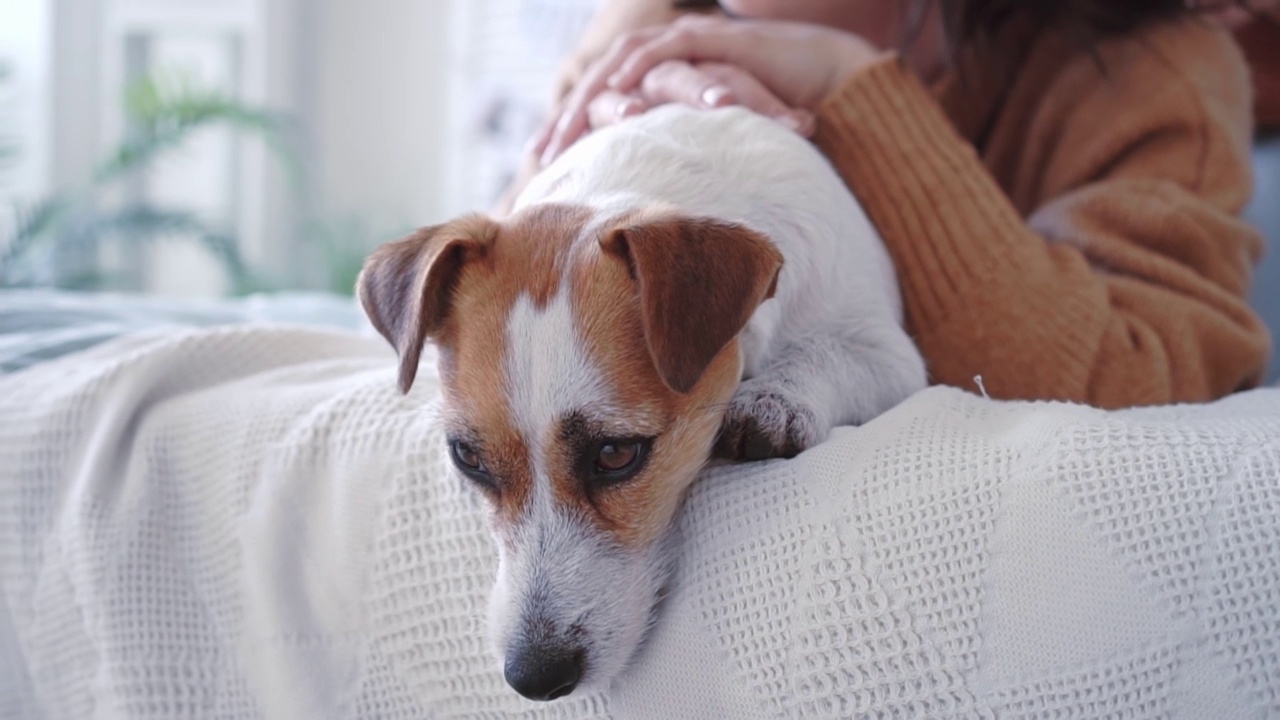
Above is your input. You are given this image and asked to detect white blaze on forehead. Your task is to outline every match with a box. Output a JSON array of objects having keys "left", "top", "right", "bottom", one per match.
[
  {"left": 504, "top": 289, "right": 611, "bottom": 463},
  {"left": 492, "top": 289, "right": 678, "bottom": 692}
]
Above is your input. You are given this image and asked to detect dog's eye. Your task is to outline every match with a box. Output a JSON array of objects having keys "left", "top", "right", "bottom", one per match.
[
  {"left": 589, "top": 438, "right": 651, "bottom": 485},
  {"left": 449, "top": 440, "right": 496, "bottom": 492},
  {"left": 452, "top": 440, "right": 483, "bottom": 470},
  {"left": 597, "top": 442, "right": 640, "bottom": 472}
]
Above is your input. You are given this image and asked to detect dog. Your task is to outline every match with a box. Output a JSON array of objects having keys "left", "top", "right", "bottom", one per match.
[{"left": 357, "top": 104, "right": 927, "bottom": 701}]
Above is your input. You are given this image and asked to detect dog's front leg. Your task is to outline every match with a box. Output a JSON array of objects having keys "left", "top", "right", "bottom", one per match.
[{"left": 714, "top": 327, "right": 926, "bottom": 460}]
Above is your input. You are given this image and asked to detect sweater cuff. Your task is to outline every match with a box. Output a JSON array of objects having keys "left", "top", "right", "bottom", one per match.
[{"left": 814, "top": 58, "right": 1039, "bottom": 332}]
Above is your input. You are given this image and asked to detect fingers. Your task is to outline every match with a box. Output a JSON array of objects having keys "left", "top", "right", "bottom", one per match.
[
  {"left": 527, "top": 111, "right": 559, "bottom": 161},
  {"left": 530, "top": 57, "right": 588, "bottom": 159},
  {"left": 639, "top": 60, "right": 737, "bottom": 110},
  {"left": 539, "top": 26, "right": 665, "bottom": 165},
  {"left": 606, "top": 17, "right": 747, "bottom": 93},
  {"left": 535, "top": 15, "right": 818, "bottom": 166},
  {"left": 586, "top": 90, "right": 648, "bottom": 132},
  {"left": 531, "top": 58, "right": 814, "bottom": 170},
  {"left": 697, "top": 63, "right": 814, "bottom": 136},
  {"left": 584, "top": 60, "right": 813, "bottom": 139}
]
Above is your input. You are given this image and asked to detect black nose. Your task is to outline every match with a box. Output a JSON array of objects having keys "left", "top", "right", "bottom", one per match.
[{"left": 504, "top": 644, "right": 584, "bottom": 701}]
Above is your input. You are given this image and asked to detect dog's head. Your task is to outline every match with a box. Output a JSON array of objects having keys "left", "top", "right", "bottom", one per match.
[{"left": 357, "top": 204, "right": 781, "bottom": 700}]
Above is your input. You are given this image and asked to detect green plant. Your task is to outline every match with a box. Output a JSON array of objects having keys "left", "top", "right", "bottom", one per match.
[
  {"left": 1, "top": 72, "right": 296, "bottom": 293},
  {"left": 98, "top": 73, "right": 300, "bottom": 185},
  {"left": 0, "top": 58, "right": 17, "bottom": 174}
]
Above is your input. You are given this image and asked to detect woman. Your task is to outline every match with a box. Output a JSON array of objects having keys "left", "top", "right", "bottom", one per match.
[{"left": 513, "top": 0, "right": 1273, "bottom": 409}]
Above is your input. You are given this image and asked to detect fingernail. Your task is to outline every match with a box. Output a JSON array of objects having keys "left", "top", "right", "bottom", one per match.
[
  {"left": 780, "top": 112, "right": 815, "bottom": 134},
  {"left": 701, "top": 86, "right": 731, "bottom": 107},
  {"left": 540, "top": 146, "right": 556, "bottom": 168},
  {"left": 617, "top": 99, "right": 642, "bottom": 118},
  {"left": 521, "top": 136, "right": 538, "bottom": 157}
]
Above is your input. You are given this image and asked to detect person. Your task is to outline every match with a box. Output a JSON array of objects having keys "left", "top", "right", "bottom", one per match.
[{"left": 503, "top": 0, "right": 1276, "bottom": 409}]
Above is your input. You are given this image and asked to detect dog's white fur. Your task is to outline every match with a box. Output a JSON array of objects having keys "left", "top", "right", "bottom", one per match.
[
  {"left": 488, "top": 105, "right": 927, "bottom": 694},
  {"left": 487, "top": 290, "right": 677, "bottom": 688}
]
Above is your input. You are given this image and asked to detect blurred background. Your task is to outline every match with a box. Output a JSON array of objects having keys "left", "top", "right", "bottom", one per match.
[
  {"left": 0, "top": 0, "right": 594, "bottom": 297},
  {"left": 1, "top": 0, "right": 1277, "bottom": 320}
]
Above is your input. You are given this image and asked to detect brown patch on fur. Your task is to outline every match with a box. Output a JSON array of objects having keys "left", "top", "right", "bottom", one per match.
[
  {"left": 441, "top": 204, "right": 596, "bottom": 526},
  {"left": 360, "top": 204, "right": 778, "bottom": 547},
  {"left": 360, "top": 204, "right": 595, "bottom": 527},
  {"left": 584, "top": 349, "right": 741, "bottom": 548},
  {"left": 357, "top": 215, "right": 498, "bottom": 393},
  {"left": 537, "top": 212, "right": 779, "bottom": 548},
  {"left": 445, "top": 409, "right": 534, "bottom": 542},
  {"left": 541, "top": 243, "right": 683, "bottom": 543},
  {"left": 598, "top": 214, "right": 782, "bottom": 394}
]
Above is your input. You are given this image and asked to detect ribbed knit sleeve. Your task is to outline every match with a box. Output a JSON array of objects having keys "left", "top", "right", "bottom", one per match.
[{"left": 813, "top": 26, "right": 1271, "bottom": 408}]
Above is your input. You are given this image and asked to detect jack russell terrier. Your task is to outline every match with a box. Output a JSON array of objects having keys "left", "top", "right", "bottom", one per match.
[{"left": 357, "top": 104, "right": 926, "bottom": 701}]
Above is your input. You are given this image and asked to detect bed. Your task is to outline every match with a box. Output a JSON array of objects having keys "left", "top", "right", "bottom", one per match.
[{"left": 1, "top": 289, "right": 1278, "bottom": 719}]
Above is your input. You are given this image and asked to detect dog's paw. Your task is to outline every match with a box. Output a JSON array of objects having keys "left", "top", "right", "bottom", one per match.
[{"left": 714, "top": 380, "right": 823, "bottom": 461}]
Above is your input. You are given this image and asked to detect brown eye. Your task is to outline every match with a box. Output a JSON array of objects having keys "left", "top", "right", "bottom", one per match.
[
  {"left": 583, "top": 437, "right": 653, "bottom": 488},
  {"left": 450, "top": 439, "right": 488, "bottom": 474},
  {"left": 450, "top": 439, "right": 498, "bottom": 492},
  {"left": 596, "top": 442, "right": 641, "bottom": 473},
  {"left": 453, "top": 441, "right": 482, "bottom": 470}
]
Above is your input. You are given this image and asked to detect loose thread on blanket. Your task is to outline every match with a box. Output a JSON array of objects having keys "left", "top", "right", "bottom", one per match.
[{"left": 974, "top": 375, "right": 990, "bottom": 399}]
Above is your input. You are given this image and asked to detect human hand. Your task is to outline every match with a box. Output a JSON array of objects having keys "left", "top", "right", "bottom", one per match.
[
  {"left": 581, "top": 60, "right": 816, "bottom": 139},
  {"left": 534, "top": 14, "right": 886, "bottom": 166},
  {"left": 495, "top": 0, "right": 703, "bottom": 209},
  {"left": 551, "top": 0, "right": 694, "bottom": 104}
]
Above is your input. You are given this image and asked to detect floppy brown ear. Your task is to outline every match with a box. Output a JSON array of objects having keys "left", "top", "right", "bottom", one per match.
[
  {"left": 600, "top": 217, "right": 783, "bottom": 394},
  {"left": 356, "top": 215, "right": 495, "bottom": 393}
]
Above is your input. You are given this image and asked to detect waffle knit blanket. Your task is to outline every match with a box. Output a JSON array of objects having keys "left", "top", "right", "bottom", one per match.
[{"left": 2, "top": 325, "right": 1279, "bottom": 719}]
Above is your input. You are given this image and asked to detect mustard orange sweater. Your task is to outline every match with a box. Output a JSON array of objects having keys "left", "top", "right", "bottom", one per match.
[{"left": 814, "top": 19, "right": 1271, "bottom": 408}]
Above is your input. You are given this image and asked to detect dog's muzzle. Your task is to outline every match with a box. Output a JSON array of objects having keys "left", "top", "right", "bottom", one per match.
[{"left": 503, "top": 639, "right": 586, "bottom": 701}]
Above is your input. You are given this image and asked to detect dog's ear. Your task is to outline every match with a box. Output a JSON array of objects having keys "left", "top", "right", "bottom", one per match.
[
  {"left": 357, "top": 215, "right": 496, "bottom": 393},
  {"left": 600, "top": 216, "right": 783, "bottom": 394}
]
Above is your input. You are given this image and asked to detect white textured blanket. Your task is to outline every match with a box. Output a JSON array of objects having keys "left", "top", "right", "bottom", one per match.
[{"left": 2, "top": 326, "right": 1279, "bottom": 719}]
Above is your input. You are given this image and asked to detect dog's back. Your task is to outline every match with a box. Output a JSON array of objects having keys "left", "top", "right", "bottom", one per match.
[{"left": 515, "top": 104, "right": 906, "bottom": 378}]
